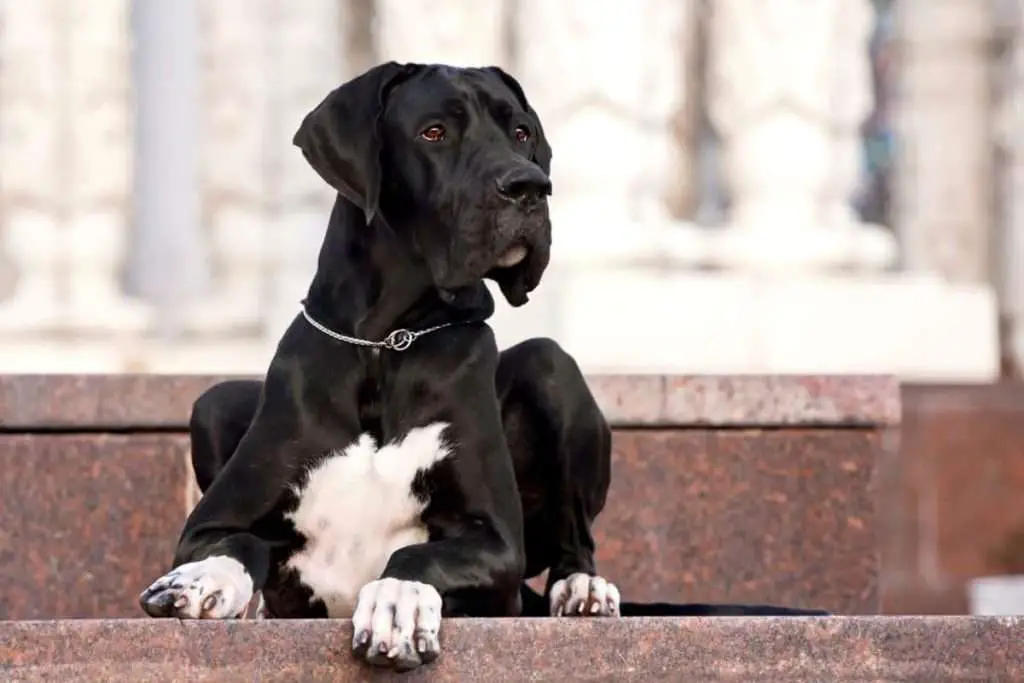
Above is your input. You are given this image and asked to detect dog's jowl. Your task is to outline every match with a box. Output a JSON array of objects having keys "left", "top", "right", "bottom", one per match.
[{"left": 140, "top": 61, "right": 623, "bottom": 673}]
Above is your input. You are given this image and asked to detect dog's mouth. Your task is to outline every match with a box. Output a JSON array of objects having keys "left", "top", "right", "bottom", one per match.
[{"left": 495, "top": 243, "right": 529, "bottom": 269}]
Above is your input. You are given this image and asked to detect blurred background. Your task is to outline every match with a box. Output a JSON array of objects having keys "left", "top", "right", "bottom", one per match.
[
  {"left": 0, "top": 0, "right": 1018, "bottom": 381},
  {"left": 0, "top": 0, "right": 1020, "bottom": 619}
]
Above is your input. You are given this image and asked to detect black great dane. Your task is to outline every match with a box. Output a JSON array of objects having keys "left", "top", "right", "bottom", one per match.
[{"left": 140, "top": 62, "right": 825, "bottom": 673}]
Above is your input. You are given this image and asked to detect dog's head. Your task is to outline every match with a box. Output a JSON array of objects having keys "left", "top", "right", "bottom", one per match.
[{"left": 293, "top": 62, "right": 553, "bottom": 307}]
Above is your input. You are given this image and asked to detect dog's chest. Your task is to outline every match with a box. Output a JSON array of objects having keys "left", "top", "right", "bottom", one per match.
[{"left": 283, "top": 424, "right": 450, "bottom": 618}]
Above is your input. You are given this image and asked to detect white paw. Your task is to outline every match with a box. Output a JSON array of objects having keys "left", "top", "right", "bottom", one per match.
[
  {"left": 351, "top": 578, "right": 443, "bottom": 671},
  {"left": 139, "top": 556, "right": 254, "bottom": 619},
  {"left": 550, "top": 573, "right": 621, "bottom": 617}
]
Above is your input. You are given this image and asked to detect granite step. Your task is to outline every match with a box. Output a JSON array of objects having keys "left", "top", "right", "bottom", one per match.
[
  {"left": 0, "top": 374, "right": 896, "bottom": 619},
  {"left": 1, "top": 616, "right": 1020, "bottom": 682}
]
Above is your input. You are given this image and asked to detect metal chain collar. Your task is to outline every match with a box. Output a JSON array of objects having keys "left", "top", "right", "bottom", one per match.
[{"left": 300, "top": 303, "right": 459, "bottom": 352}]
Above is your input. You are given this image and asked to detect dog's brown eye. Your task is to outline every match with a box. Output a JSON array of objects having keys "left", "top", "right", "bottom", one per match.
[
  {"left": 514, "top": 126, "right": 530, "bottom": 143},
  {"left": 420, "top": 125, "right": 446, "bottom": 142}
]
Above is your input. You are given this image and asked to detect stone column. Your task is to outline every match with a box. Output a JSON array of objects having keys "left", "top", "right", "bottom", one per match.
[
  {"left": 261, "top": 0, "right": 344, "bottom": 339},
  {"left": 0, "top": 0, "right": 149, "bottom": 334},
  {"left": 497, "top": 0, "right": 703, "bottom": 357},
  {"left": 181, "top": 0, "right": 273, "bottom": 334},
  {"left": 66, "top": 0, "right": 152, "bottom": 333},
  {"left": 375, "top": 0, "right": 507, "bottom": 65},
  {"left": 512, "top": 0, "right": 704, "bottom": 267},
  {"left": 893, "top": 0, "right": 994, "bottom": 282},
  {"left": 706, "top": 0, "right": 897, "bottom": 271},
  {"left": 129, "top": 0, "right": 206, "bottom": 337},
  {"left": 0, "top": 0, "right": 64, "bottom": 332},
  {"left": 997, "top": 1, "right": 1024, "bottom": 372}
]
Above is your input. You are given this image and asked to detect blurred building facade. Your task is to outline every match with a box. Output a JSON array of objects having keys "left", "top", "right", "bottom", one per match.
[{"left": 0, "top": 0, "right": 1017, "bottom": 381}]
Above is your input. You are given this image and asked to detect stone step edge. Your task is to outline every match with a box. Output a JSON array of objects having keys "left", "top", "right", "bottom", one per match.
[{"left": 1, "top": 616, "right": 1021, "bottom": 682}]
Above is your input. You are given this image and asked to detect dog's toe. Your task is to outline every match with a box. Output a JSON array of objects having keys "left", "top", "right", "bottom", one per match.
[
  {"left": 139, "top": 556, "right": 254, "bottom": 619},
  {"left": 138, "top": 583, "right": 181, "bottom": 618},
  {"left": 352, "top": 577, "right": 442, "bottom": 671},
  {"left": 550, "top": 573, "right": 621, "bottom": 617},
  {"left": 414, "top": 625, "right": 441, "bottom": 665}
]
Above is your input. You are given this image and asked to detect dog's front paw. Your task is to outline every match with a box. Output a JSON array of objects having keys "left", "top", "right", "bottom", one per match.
[
  {"left": 351, "top": 578, "right": 442, "bottom": 672},
  {"left": 550, "top": 573, "right": 620, "bottom": 617},
  {"left": 139, "top": 556, "right": 254, "bottom": 619}
]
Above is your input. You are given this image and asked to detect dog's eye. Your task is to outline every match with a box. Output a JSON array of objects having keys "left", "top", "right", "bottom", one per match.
[
  {"left": 420, "top": 125, "right": 446, "bottom": 142},
  {"left": 514, "top": 125, "right": 530, "bottom": 143}
]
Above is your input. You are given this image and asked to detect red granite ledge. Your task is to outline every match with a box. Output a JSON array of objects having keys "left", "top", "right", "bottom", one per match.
[
  {"left": 0, "top": 373, "right": 900, "bottom": 430},
  {"left": 903, "top": 381, "right": 1024, "bottom": 414},
  {"left": 0, "top": 374, "right": 243, "bottom": 430},
  {"left": 591, "top": 374, "right": 900, "bottom": 427},
  {"left": 1, "top": 617, "right": 1018, "bottom": 682}
]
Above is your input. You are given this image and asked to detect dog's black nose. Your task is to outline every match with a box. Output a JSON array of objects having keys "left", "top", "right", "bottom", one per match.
[{"left": 496, "top": 166, "right": 552, "bottom": 203}]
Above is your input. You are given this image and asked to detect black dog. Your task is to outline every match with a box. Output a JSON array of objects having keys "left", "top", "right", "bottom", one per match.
[
  {"left": 139, "top": 62, "right": 825, "bottom": 673},
  {"left": 139, "top": 62, "right": 619, "bottom": 670}
]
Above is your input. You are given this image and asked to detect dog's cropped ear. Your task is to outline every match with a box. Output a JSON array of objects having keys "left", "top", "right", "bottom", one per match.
[
  {"left": 483, "top": 67, "right": 552, "bottom": 174},
  {"left": 293, "top": 61, "right": 418, "bottom": 225}
]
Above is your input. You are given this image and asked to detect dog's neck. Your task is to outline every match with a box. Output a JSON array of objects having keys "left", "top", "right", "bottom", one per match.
[{"left": 303, "top": 196, "right": 494, "bottom": 344}]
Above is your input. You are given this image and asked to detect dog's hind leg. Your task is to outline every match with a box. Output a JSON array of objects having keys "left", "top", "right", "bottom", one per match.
[
  {"left": 497, "top": 337, "right": 619, "bottom": 617},
  {"left": 180, "top": 380, "right": 267, "bottom": 618},
  {"left": 189, "top": 380, "right": 263, "bottom": 493},
  {"left": 139, "top": 380, "right": 268, "bottom": 619},
  {"left": 498, "top": 340, "right": 832, "bottom": 619}
]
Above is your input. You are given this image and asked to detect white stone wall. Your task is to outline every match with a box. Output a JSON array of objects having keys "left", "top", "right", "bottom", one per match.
[
  {"left": 0, "top": 0, "right": 1009, "bottom": 380},
  {"left": 262, "top": 0, "right": 344, "bottom": 340},
  {"left": 705, "top": 0, "right": 897, "bottom": 271},
  {"left": 184, "top": 0, "right": 342, "bottom": 341},
  {"left": 375, "top": 0, "right": 508, "bottom": 66},
  {"left": 0, "top": 0, "right": 149, "bottom": 337},
  {"left": 188, "top": 0, "right": 274, "bottom": 335},
  {"left": 0, "top": 0, "right": 64, "bottom": 335}
]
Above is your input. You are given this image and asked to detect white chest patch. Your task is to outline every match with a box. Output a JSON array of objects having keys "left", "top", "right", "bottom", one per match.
[{"left": 284, "top": 422, "right": 452, "bottom": 618}]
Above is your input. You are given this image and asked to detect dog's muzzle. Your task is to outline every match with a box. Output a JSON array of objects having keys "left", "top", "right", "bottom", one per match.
[{"left": 492, "top": 165, "right": 550, "bottom": 269}]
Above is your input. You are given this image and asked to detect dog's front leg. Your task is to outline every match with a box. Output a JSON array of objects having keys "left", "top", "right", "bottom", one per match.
[
  {"left": 545, "top": 491, "right": 622, "bottom": 618},
  {"left": 352, "top": 347, "right": 525, "bottom": 670},
  {"left": 139, "top": 406, "right": 309, "bottom": 619}
]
